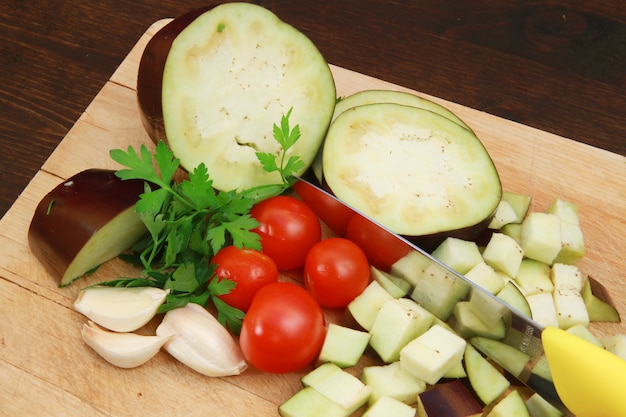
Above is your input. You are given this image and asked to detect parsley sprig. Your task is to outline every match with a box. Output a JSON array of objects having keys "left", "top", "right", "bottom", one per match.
[{"left": 99, "top": 109, "right": 302, "bottom": 333}]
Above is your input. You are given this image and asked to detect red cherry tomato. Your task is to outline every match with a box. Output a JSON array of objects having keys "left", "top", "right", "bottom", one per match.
[
  {"left": 251, "top": 195, "right": 322, "bottom": 270},
  {"left": 239, "top": 282, "right": 326, "bottom": 373},
  {"left": 211, "top": 246, "right": 279, "bottom": 312},
  {"left": 292, "top": 180, "right": 354, "bottom": 236},
  {"left": 345, "top": 213, "right": 411, "bottom": 271},
  {"left": 304, "top": 237, "right": 371, "bottom": 309}
]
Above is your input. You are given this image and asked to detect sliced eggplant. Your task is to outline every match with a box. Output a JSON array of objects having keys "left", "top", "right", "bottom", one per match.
[
  {"left": 137, "top": 6, "right": 209, "bottom": 142},
  {"left": 137, "top": 3, "right": 336, "bottom": 191},
  {"left": 332, "top": 89, "right": 471, "bottom": 129},
  {"left": 313, "top": 89, "right": 471, "bottom": 182},
  {"left": 28, "top": 169, "right": 147, "bottom": 286},
  {"left": 417, "top": 380, "right": 483, "bottom": 417},
  {"left": 322, "top": 103, "right": 502, "bottom": 251}
]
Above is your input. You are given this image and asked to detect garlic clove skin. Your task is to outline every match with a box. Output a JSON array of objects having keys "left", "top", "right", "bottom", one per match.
[
  {"left": 74, "top": 286, "right": 169, "bottom": 332},
  {"left": 81, "top": 320, "right": 171, "bottom": 368},
  {"left": 156, "top": 303, "right": 247, "bottom": 377}
]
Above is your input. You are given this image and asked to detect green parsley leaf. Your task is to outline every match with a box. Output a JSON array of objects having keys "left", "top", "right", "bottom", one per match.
[
  {"left": 208, "top": 275, "right": 236, "bottom": 297},
  {"left": 94, "top": 277, "right": 159, "bottom": 289},
  {"left": 179, "top": 163, "right": 218, "bottom": 210},
  {"left": 158, "top": 294, "right": 191, "bottom": 313},
  {"left": 261, "top": 107, "right": 304, "bottom": 185},
  {"left": 106, "top": 110, "right": 304, "bottom": 332},
  {"left": 152, "top": 141, "right": 179, "bottom": 185},
  {"left": 282, "top": 155, "right": 306, "bottom": 180},
  {"left": 274, "top": 108, "right": 301, "bottom": 150},
  {"left": 212, "top": 296, "right": 245, "bottom": 334},
  {"left": 111, "top": 143, "right": 170, "bottom": 187},
  {"left": 165, "top": 262, "right": 199, "bottom": 293},
  {"left": 256, "top": 151, "right": 280, "bottom": 174},
  {"left": 221, "top": 215, "right": 262, "bottom": 250},
  {"left": 189, "top": 228, "right": 211, "bottom": 257}
]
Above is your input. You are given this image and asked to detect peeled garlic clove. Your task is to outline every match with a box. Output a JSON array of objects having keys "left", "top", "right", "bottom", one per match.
[
  {"left": 74, "top": 286, "right": 169, "bottom": 332},
  {"left": 157, "top": 303, "right": 247, "bottom": 377},
  {"left": 81, "top": 320, "right": 171, "bottom": 368}
]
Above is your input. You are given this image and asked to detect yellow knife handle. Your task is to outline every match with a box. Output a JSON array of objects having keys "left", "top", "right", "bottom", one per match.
[{"left": 542, "top": 326, "right": 626, "bottom": 417}]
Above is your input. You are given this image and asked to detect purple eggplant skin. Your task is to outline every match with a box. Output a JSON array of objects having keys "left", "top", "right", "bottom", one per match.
[
  {"left": 315, "top": 174, "right": 496, "bottom": 254},
  {"left": 419, "top": 380, "right": 484, "bottom": 416},
  {"left": 409, "top": 213, "right": 496, "bottom": 253},
  {"left": 137, "top": 6, "right": 211, "bottom": 144},
  {"left": 28, "top": 169, "right": 146, "bottom": 286}
]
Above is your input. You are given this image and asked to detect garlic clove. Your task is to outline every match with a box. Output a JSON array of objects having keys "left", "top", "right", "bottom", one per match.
[
  {"left": 74, "top": 286, "right": 169, "bottom": 332},
  {"left": 156, "top": 303, "right": 248, "bottom": 377},
  {"left": 81, "top": 320, "right": 171, "bottom": 368}
]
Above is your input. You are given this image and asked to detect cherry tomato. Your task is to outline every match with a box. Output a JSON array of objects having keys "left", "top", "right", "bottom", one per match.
[
  {"left": 251, "top": 195, "right": 322, "bottom": 270},
  {"left": 345, "top": 213, "right": 411, "bottom": 271},
  {"left": 292, "top": 180, "right": 354, "bottom": 236},
  {"left": 239, "top": 282, "right": 326, "bottom": 373},
  {"left": 211, "top": 246, "right": 279, "bottom": 312},
  {"left": 304, "top": 237, "right": 370, "bottom": 308}
]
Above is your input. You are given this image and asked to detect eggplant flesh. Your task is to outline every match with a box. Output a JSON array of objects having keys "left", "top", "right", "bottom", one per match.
[
  {"left": 138, "top": 3, "right": 336, "bottom": 192},
  {"left": 313, "top": 89, "right": 471, "bottom": 187},
  {"left": 322, "top": 103, "right": 502, "bottom": 251},
  {"left": 137, "top": 6, "right": 210, "bottom": 143}
]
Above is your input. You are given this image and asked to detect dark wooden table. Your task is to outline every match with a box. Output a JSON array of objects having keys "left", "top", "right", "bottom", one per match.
[{"left": 1, "top": 0, "right": 625, "bottom": 218}]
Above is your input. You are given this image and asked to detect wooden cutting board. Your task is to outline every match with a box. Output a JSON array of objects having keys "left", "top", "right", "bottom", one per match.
[{"left": 1, "top": 19, "right": 624, "bottom": 416}]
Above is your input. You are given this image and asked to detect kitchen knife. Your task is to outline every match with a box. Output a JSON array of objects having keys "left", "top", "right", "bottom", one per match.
[{"left": 293, "top": 176, "right": 626, "bottom": 417}]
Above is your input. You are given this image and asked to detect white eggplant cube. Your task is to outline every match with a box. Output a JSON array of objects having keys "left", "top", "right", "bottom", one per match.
[
  {"left": 399, "top": 324, "right": 466, "bottom": 385},
  {"left": 347, "top": 281, "right": 394, "bottom": 331},
  {"left": 464, "top": 261, "right": 505, "bottom": 294},
  {"left": 361, "top": 361, "right": 427, "bottom": 405},
  {"left": 521, "top": 212, "right": 562, "bottom": 265},
  {"left": 302, "top": 362, "right": 371, "bottom": 414},
  {"left": 318, "top": 323, "right": 371, "bottom": 368},
  {"left": 481, "top": 232, "right": 524, "bottom": 278},
  {"left": 362, "top": 396, "right": 417, "bottom": 417},
  {"left": 553, "top": 221, "right": 585, "bottom": 264},
  {"left": 501, "top": 191, "right": 531, "bottom": 223},
  {"left": 488, "top": 199, "right": 519, "bottom": 230},
  {"left": 547, "top": 197, "right": 580, "bottom": 225},
  {"left": 390, "top": 250, "right": 431, "bottom": 287},
  {"left": 550, "top": 263, "right": 584, "bottom": 291},
  {"left": 431, "top": 237, "right": 483, "bottom": 275},
  {"left": 553, "top": 289, "right": 589, "bottom": 329},
  {"left": 278, "top": 386, "right": 348, "bottom": 417},
  {"left": 526, "top": 292, "right": 559, "bottom": 328},
  {"left": 514, "top": 258, "right": 553, "bottom": 296},
  {"left": 410, "top": 264, "right": 470, "bottom": 321},
  {"left": 369, "top": 298, "right": 434, "bottom": 363}
]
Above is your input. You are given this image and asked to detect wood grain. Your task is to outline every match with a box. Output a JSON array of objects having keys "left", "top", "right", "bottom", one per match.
[
  {"left": 0, "top": 18, "right": 624, "bottom": 416},
  {"left": 1, "top": 1, "right": 625, "bottom": 218}
]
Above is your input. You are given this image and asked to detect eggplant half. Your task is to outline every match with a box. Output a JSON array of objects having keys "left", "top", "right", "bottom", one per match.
[
  {"left": 137, "top": 3, "right": 336, "bottom": 191},
  {"left": 28, "top": 169, "right": 147, "bottom": 286},
  {"left": 322, "top": 103, "right": 502, "bottom": 251}
]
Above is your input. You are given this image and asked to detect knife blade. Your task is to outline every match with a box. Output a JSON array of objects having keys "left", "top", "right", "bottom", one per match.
[{"left": 293, "top": 175, "right": 626, "bottom": 417}]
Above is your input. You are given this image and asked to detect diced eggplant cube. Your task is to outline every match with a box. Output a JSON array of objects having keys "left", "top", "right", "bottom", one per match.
[
  {"left": 362, "top": 396, "right": 417, "bottom": 417},
  {"left": 399, "top": 324, "right": 466, "bottom": 385},
  {"left": 318, "top": 323, "right": 371, "bottom": 368},
  {"left": 278, "top": 387, "right": 349, "bottom": 417},
  {"left": 361, "top": 361, "right": 426, "bottom": 405},
  {"left": 369, "top": 298, "right": 433, "bottom": 363},
  {"left": 520, "top": 212, "right": 561, "bottom": 265},
  {"left": 347, "top": 281, "right": 394, "bottom": 331},
  {"left": 431, "top": 237, "right": 483, "bottom": 274},
  {"left": 482, "top": 233, "right": 524, "bottom": 278}
]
